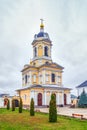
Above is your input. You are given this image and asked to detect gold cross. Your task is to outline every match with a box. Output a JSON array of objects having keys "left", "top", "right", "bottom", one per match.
[{"left": 40, "top": 19, "right": 44, "bottom": 24}]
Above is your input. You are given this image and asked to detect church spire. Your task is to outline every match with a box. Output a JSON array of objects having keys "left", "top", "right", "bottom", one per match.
[{"left": 40, "top": 19, "right": 44, "bottom": 32}]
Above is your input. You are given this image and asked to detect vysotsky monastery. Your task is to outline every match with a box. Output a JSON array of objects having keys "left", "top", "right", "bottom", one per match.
[{"left": 17, "top": 20, "right": 71, "bottom": 107}]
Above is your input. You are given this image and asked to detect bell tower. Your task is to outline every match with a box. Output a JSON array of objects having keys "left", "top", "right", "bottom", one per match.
[{"left": 30, "top": 20, "right": 52, "bottom": 67}]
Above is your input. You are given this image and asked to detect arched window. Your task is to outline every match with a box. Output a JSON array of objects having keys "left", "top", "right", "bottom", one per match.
[
  {"left": 45, "top": 61, "right": 49, "bottom": 64},
  {"left": 33, "top": 62, "right": 36, "bottom": 66},
  {"left": 25, "top": 75, "right": 27, "bottom": 84},
  {"left": 34, "top": 47, "right": 37, "bottom": 57},
  {"left": 24, "top": 94, "right": 27, "bottom": 101},
  {"left": 33, "top": 74, "right": 36, "bottom": 82},
  {"left": 40, "top": 75, "right": 42, "bottom": 83},
  {"left": 51, "top": 73, "right": 55, "bottom": 82},
  {"left": 44, "top": 46, "right": 48, "bottom": 56},
  {"left": 46, "top": 74, "right": 49, "bottom": 82}
]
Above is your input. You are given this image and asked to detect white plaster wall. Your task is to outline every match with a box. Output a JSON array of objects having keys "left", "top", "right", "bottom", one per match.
[
  {"left": 59, "top": 94, "right": 62, "bottom": 105},
  {"left": 44, "top": 91, "right": 47, "bottom": 105},
  {"left": 0, "top": 98, "right": 4, "bottom": 107},
  {"left": 61, "top": 93, "right": 64, "bottom": 105},
  {"left": 29, "top": 71, "right": 32, "bottom": 85},
  {"left": 34, "top": 91, "right": 37, "bottom": 106},
  {"left": 30, "top": 90, "right": 38, "bottom": 105},
  {"left": 42, "top": 92, "right": 45, "bottom": 105},
  {"left": 46, "top": 93, "right": 50, "bottom": 105},
  {"left": 30, "top": 90, "right": 34, "bottom": 100},
  {"left": 56, "top": 93, "right": 59, "bottom": 105},
  {"left": 43, "top": 70, "right": 46, "bottom": 84},
  {"left": 67, "top": 93, "right": 71, "bottom": 104}
]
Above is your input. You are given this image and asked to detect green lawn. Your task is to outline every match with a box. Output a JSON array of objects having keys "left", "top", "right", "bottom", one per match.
[{"left": 0, "top": 108, "right": 87, "bottom": 130}]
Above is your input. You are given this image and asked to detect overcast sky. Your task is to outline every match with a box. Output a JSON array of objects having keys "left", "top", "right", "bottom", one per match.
[{"left": 0, "top": 0, "right": 87, "bottom": 96}]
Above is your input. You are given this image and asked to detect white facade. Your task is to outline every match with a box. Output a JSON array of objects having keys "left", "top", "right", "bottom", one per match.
[{"left": 29, "top": 89, "right": 71, "bottom": 106}]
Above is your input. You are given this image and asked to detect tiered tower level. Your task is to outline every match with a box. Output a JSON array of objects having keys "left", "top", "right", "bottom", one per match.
[
  {"left": 31, "top": 19, "right": 52, "bottom": 66},
  {"left": 22, "top": 20, "right": 64, "bottom": 87}
]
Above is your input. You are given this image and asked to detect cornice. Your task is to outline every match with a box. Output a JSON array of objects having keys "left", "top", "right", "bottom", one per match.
[{"left": 32, "top": 39, "right": 52, "bottom": 46}]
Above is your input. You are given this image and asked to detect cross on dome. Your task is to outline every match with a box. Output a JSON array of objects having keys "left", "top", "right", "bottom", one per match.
[
  {"left": 40, "top": 18, "right": 44, "bottom": 32},
  {"left": 40, "top": 18, "right": 44, "bottom": 24},
  {"left": 34, "top": 19, "right": 50, "bottom": 40}
]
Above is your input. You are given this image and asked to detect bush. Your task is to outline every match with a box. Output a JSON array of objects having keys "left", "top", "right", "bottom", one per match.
[
  {"left": 49, "top": 94, "right": 57, "bottom": 122},
  {"left": 12, "top": 99, "right": 15, "bottom": 111},
  {"left": 19, "top": 97, "right": 23, "bottom": 113},
  {"left": 30, "top": 98, "right": 35, "bottom": 116},
  {"left": 7, "top": 99, "right": 10, "bottom": 110}
]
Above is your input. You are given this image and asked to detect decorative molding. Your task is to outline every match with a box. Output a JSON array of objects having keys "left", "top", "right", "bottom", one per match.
[{"left": 32, "top": 56, "right": 52, "bottom": 61}]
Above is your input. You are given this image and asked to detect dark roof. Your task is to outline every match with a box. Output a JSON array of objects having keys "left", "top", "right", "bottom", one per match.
[
  {"left": 76, "top": 80, "right": 87, "bottom": 88},
  {"left": 21, "top": 65, "right": 38, "bottom": 72},
  {"left": 16, "top": 84, "right": 71, "bottom": 91},
  {"left": 37, "top": 32, "right": 45, "bottom": 37},
  {"left": 21, "top": 62, "right": 64, "bottom": 72},
  {"left": 39, "top": 62, "right": 64, "bottom": 69},
  {"left": 37, "top": 32, "right": 50, "bottom": 38},
  {"left": 0, "top": 94, "right": 9, "bottom": 97}
]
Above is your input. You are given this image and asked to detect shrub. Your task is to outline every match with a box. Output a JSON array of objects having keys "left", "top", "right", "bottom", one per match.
[
  {"left": 49, "top": 93, "right": 57, "bottom": 122},
  {"left": 7, "top": 99, "right": 10, "bottom": 110},
  {"left": 30, "top": 98, "right": 35, "bottom": 116},
  {"left": 19, "top": 97, "right": 23, "bottom": 113},
  {"left": 12, "top": 99, "right": 15, "bottom": 111}
]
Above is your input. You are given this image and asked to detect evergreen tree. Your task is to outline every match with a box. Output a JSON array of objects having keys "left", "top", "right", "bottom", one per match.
[
  {"left": 19, "top": 97, "right": 23, "bottom": 113},
  {"left": 30, "top": 98, "right": 35, "bottom": 116},
  {"left": 7, "top": 99, "right": 10, "bottom": 110},
  {"left": 12, "top": 99, "right": 15, "bottom": 111},
  {"left": 78, "top": 89, "right": 87, "bottom": 108},
  {"left": 49, "top": 93, "right": 57, "bottom": 122}
]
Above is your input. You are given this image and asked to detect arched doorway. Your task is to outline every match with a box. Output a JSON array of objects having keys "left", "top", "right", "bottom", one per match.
[
  {"left": 64, "top": 94, "right": 67, "bottom": 105},
  {"left": 14, "top": 99, "right": 19, "bottom": 107},
  {"left": 38, "top": 93, "right": 42, "bottom": 106},
  {"left": 4, "top": 98, "right": 8, "bottom": 106}
]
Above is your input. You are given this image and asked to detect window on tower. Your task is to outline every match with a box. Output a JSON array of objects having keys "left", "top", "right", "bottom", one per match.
[
  {"left": 24, "top": 94, "right": 27, "bottom": 101},
  {"left": 45, "top": 61, "right": 49, "bottom": 64},
  {"left": 46, "top": 74, "right": 49, "bottom": 82},
  {"left": 39, "top": 75, "right": 42, "bottom": 83},
  {"left": 34, "top": 47, "right": 37, "bottom": 57},
  {"left": 44, "top": 46, "right": 48, "bottom": 56},
  {"left": 51, "top": 73, "right": 55, "bottom": 82},
  {"left": 33, "top": 74, "right": 36, "bottom": 82},
  {"left": 58, "top": 76, "right": 61, "bottom": 82},
  {"left": 25, "top": 75, "right": 27, "bottom": 84},
  {"left": 33, "top": 62, "right": 36, "bottom": 66}
]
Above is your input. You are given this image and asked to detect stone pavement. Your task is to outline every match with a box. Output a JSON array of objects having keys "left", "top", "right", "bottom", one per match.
[{"left": 37, "top": 107, "right": 87, "bottom": 119}]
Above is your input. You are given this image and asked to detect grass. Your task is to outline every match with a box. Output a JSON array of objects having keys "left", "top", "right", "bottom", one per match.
[{"left": 0, "top": 108, "right": 87, "bottom": 130}]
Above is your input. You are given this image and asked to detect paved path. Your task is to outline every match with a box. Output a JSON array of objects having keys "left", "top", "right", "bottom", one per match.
[{"left": 36, "top": 107, "right": 87, "bottom": 119}]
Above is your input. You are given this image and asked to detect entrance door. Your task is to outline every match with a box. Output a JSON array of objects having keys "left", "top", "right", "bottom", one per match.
[
  {"left": 38, "top": 93, "right": 42, "bottom": 106},
  {"left": 64, "top": 94, "right": 67, "bottom": 105},
  {"left": 4, "top": 98, "right": 8, "bottom": 106},
  {"left": 14, "top": 100, "right": 19, "bottom": 107}
]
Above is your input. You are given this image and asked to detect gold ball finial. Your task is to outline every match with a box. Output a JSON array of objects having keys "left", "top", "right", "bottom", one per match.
[{"left": 40, "top": 19, "right": 44, "bottom": 28}]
